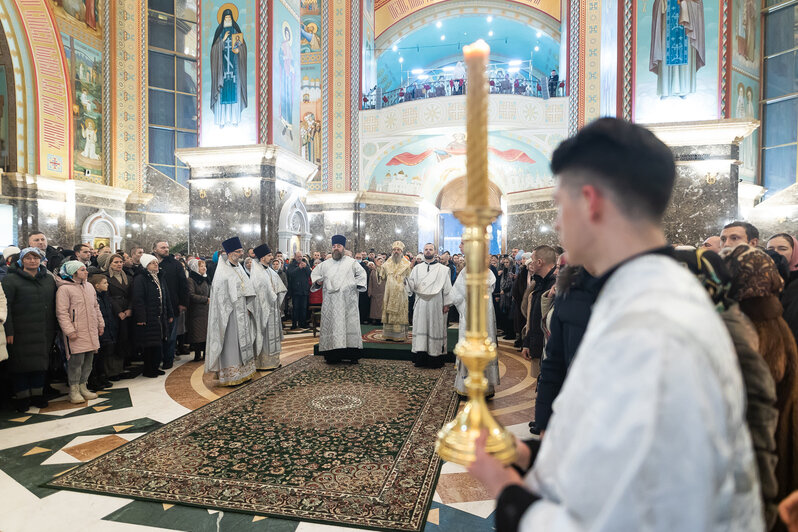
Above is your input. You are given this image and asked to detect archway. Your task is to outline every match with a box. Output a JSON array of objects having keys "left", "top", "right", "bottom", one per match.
[
  {"left": 81, "top": 209, "right": 122, "bottom": 251},
  {"left": 278, "top": 194, "right": 311, "bottom": 255},
  {"left": 435, "top": 176, "right": 504, "bottom": 254}
]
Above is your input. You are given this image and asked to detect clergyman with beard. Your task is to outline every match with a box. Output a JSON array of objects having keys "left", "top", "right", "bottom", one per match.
[
  {"left": 381, "top": 241, "right": 412, "bottom": 341},
  {"left": 406, "top": 243, "right": 453, "bottom": 368},
  {"left": 310, "top": 235, "right": 368, "bottom": 363}
]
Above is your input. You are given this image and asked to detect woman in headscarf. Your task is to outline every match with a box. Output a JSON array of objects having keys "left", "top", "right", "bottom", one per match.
[
  {"left": 186, "top": 258, "right": 210, "bottom": 362},
  {"left": 55, "top": 260, "right": 104, "bottom": 404},
  {"left": 1, "top": 247, "right": 57, "bottom": 411},
  {"left": 131, "top": 254, "right": 174, "bottom": 378},
  {"left": 104, "top": 253, "right": 133, "bottom": 381},
  {"left": 724, "top": 244, "right": 798, "bottom": 503}
]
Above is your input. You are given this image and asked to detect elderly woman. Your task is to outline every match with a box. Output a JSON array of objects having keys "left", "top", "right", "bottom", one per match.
[
  {"left": 132, "top": 254, "right": 174, "bottom": 378},
  {"left": 1, "top": 248, "right": 57, "bottom": 411},
  {"left": 186, "top": 258, "right": 210, "bottom": 362},
  {"left": 724, "top": 244, "right": 798, "bottom": 502}
]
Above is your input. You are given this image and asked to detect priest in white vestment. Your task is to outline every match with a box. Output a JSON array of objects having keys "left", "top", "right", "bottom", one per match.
[
  {"left": 467, "top": 118, "right": 762, "bottom": 532},
  {"left": 406, "top": 243, "right": 453, "bottom": 368},
  {"left": 451, "top": 261, "right": 499, "bottom": 397},
  {"left": 250, "top": 244, "right": 286, "bottom": 370},
  {"left": 311, "top": 235, "right": 367, "bottom": 363},
  {"left": 205, "top": 236, "right": 262, "bottom": 386}
]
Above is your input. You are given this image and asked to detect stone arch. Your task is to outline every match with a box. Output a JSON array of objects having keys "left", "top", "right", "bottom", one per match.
[
  {"left": 277, "top": 194, "right": 311, "bottom": 255},
  {"left": 81, "top": 209, "right": 122, "bottom": 251}
]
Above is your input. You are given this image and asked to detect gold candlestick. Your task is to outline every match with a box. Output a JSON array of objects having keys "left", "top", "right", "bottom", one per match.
[{"left": 435, "top": 41, "right": 517, "bottom": 467}]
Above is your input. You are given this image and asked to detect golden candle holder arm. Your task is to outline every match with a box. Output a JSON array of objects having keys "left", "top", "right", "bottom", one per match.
[{"left": 435, "top": 208, "right": 517, "bottom": 466}]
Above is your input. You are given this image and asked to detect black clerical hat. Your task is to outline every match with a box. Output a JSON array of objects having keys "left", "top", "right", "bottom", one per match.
[
  {"left": 331, "top": 234, "right": 346, "bottom": 247},
  {"left": 222, "top": 236, "right": 243, "bottom": 254},
  {"left": 253, "top": 244, "right": 272, "bottom": 259}
]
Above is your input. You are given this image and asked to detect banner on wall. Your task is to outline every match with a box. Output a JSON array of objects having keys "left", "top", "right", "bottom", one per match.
[
  {"left": 375, "top": 0, "right": 561, "bottom": 37},
  {"left": 13, "top": 0, "right": 71, "bottom": 179}
]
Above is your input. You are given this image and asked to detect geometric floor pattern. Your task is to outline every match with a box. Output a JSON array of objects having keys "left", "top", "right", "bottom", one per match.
[{"left": 0, "top": 329, "right": 538, "bottom": 531}]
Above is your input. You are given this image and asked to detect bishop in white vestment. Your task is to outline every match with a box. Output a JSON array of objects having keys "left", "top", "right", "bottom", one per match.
[
  {"left": 451, "top": 265, "right": 499, "bottom": 397},
  {"left": 406, "top": 243, "right": 453, "bottom": 367},
  {"left": 250, "top": 244, "right": 286, "bottom": 370},
  {"left": 311, "top": 235, "right": 367, "bottom": 363},
  {"left": 205, "top": 236, "right": 262, "bottom": 386}
]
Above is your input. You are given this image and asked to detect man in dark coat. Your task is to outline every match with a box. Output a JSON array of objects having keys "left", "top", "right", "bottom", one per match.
[
  {"left": 27, "top": 231, "right": 64, "bottom": 273},
  {"left": 521, "top": 245, "right": 557, "bottom": 361},
  {"left": 153, "top": 241, "right": 188, "bottom": 369},
  {"left": 287, "top": 251, "right": 311, "bottom": 329},
  {"left": 2, "top": 247, "right": 57, "bottom": 411}
]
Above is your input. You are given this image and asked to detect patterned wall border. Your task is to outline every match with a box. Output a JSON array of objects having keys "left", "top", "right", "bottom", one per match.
[
  {"left": 102, "top": 0, "right": 111, "bottom": 184},
  {"left": 321, "top": 0, "right": 329, "bottom": 190},
  {"left": 257, "top": 0, "right": 269, "bottom": 143},
  {"left": 349, "top": 0, "right": 361, "bottom": 191},
  {"left": 139, "top": 0, "right": 147, "bottom": 192},
  {"left": 617, "top": 0, "right": 633, "bottom": 121},
  {"left": 568, "top": 0, "right": 579, "bottom": 135},
  {"left": 719, "top": 0, "right": 730, "bottom": 118},
  {"left": 0, "top": 2, "right": 31, "bottom": 173}
]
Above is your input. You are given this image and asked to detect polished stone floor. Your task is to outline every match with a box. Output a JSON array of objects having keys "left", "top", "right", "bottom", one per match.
[{"left": 0, "top": 330, "right": 537, "bottom": 531}]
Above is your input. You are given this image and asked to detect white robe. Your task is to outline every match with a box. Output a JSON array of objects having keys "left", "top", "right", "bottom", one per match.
[
  {"left": 310, "top": 256, "right": 367, "bottom": 351},
  {"left": 205, "top": 258, "right": 262, "bottom": 385},
  {"left": 451, "top": 267, "right": 499, "bottom": 395},
  {"left": 520, "top": 255, "right": 762, "bottom": 531},
  {"left": 250, "top": 262, "right": 285, "bottom": 369},
  {"left": 406, "top": 262, "right": 452, "bottom": 356},
  {"left": 266, "top": 266, "right": 288, "bottom": 351}
]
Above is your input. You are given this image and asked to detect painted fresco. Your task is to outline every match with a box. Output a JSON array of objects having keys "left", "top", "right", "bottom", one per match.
[
  {"left": 634, "top": 0, "right": 720, "bottom": 123},
  {"left": 200, "top": 1, "right": 257, "bottom": 146},
  {"left": 364, "top": 133, "right": 553, "bottom": 196},
  {"left": 300, "top": 11, "right": 321, "bottom": 52},
  {"left": 48, "top": 0, "right": 101, "bottom": 35},
  {"left": 0, "top": 67, "right": 8, "bottom": 169},
  {"left": 273, "top": 0, "right": 301, "bottom": 153},
  {"left": 732, "top": 0, "right": 760, "bottom": 183},
  {"left": 301, "top": 0, "right": 322, "bottom": 178},
  {"left": 62, "top": 34, "right": 103, "bottom": 182}
]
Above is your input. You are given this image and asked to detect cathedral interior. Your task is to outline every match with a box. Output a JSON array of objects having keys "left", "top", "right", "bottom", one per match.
[{"left": 0, "top": 0, "right": 797, "bottom": 530}]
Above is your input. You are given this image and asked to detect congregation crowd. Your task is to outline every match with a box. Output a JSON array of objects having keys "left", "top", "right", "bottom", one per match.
[{"left": 3, "top": 118, "right": 798, "bottom": 530}]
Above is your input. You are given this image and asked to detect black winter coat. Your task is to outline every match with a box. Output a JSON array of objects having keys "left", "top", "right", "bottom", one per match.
[
  {"left": 106, "top": 271, "right": 132, "bottom": 315},
  {"left": 535, "top": 266, "right": 600, "bottom": 430},
  {"left": 131, "top": 272, "right": 174, "bottom": 348},
  {"left": 45, "top": 245, "right": 65, "bottom": 273},
  {"left": 1, "top": 263, "right": 57, "bottom": 373},
  {"left": 96, "top": 291, "right": 117, "bottom": 345},
  {"left": 158, "top": 255, "right": 188, "bottom": 314},
  {"left": 287, "top": 260, "right": 311, "bottom": 296},
  {"left": 187, "top": 271, "right": 210, "bottom": 344},
  {"left": 523, "top": 267, "right": 557, "bottom": 356}
]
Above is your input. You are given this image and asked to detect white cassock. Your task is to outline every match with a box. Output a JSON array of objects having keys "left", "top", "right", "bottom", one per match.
[
  {"left": 451, "top": 267, "right": 499, "bottom": 396},
  {"left": 266, "top": 266, "right": 288, "bottom": 352},
  {"left": 205, "top": 258, "right": 262, "bottom": 385},
  {"left": 519, "top": 255, "right": 762, "bottom": 531},
  {"left": 406, "top": 262, "right": 452, "bottom": 356},
  {"left": 311, "top": 256, "right": 367, "bottom": 351},
  {"left": 250, "top": 262, "right": 286, "bottom": 370}
]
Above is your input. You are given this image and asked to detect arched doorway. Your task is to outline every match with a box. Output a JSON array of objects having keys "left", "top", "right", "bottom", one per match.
[
  {"left": 278, "top": 195, "right": 311, "bottom": 255},
  {"left": 435, "top": 176, "right": 504, "bottom": 254}
]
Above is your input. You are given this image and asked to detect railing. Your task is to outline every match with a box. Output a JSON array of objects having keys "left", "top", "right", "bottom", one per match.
[{"left": 362, "top": 76, "right": 567, "bottom": 110}]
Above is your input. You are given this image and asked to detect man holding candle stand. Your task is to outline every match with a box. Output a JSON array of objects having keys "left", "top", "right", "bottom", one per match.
[{"left": 467, "top": 118, "right": 763, "bottom": 530}]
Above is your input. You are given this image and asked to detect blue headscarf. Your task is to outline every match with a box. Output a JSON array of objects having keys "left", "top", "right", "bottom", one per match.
[
  {"left": 17, "top": 247, "right": 45, "bottom": 268},
  {"left": 59, "top": 260, "right": 85, "bottom": 280}
]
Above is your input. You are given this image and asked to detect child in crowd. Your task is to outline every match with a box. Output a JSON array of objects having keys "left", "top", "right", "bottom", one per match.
[{"left": 88, "top": 274, "right": 116, "bottom": 392}]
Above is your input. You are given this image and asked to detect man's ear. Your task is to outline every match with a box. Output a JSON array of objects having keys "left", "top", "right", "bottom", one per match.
[{"left": 581, "top": 184, "right": 603, "bottom": 224}]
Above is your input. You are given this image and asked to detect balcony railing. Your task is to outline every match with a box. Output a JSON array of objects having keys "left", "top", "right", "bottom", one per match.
[{"left": 362, "top": 76, "right": 566, "bottom": 110}]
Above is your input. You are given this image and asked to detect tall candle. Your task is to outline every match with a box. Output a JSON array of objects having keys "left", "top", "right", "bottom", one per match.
[{"left": 463, "top": 40, "right": 490, "bottom": 208}]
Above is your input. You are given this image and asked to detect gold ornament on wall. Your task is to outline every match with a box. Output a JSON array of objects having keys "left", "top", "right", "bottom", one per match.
[
  {"left": 705, "top": 173, "right": 718, "bottom": 185},
  {"left": 243, "top": 187, "right": 252, "bottom": 198},
  {"left": 199, "top": 189, "right": 207, "bottom": 199}
]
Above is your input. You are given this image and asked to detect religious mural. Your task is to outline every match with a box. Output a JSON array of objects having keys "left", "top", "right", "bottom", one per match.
[
  {"left": 48, "top": 0, "right": 101, "bottom": 35},
  {"left": 635, "top": 0, "right": 719, "bottom": 123},
  {"left": 364, "top": 132, "right": 552, "bottom": 197},
  {"left": 201, "top": 1, "right": 257, "bottom": 146},
  {"left": 732, "top": 0, "right": 760, "bottom": 183},
  {"left": 273, "top": 0, "right": 301, "bottom": 153},
  {"left": 301, "top": 0, "right": 322, "bottom": 181},
  {"left": 0, "top": 67, "right": 8, "bottom": 170},
  {"left": 62, "top": 33, "right": 103, "bottom": 182}
]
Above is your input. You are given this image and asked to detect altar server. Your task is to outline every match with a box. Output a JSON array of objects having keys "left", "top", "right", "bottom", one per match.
[
  {"left": 407, "top": 243, "right": 453, "bottom": 368},
  {"left": 310, "top": 235, "right": 367, "bottom": 363},
  {"left": 205, "top": 236, "right": 261, "bottom": 385}
]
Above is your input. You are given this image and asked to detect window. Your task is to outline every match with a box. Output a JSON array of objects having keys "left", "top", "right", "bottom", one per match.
[
  {"left": 147, "top": 0, "right": 198, "bottom": 186},
  {"left": 761, "top": 2, "right": 798, "bottom": 194}
]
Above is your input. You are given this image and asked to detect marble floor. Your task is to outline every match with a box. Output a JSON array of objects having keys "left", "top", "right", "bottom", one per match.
[{"left": 0, "top": 330, "right": 538, "bottom": 532}]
